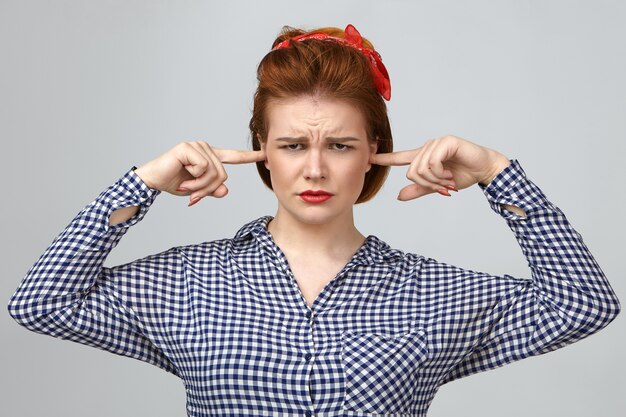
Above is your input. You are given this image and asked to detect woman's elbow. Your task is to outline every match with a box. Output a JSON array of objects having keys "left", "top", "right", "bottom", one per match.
[
  {"left": 7, "top": 294, "right": 46, "bottom": 331},
  {"left": 597, "top": 292, "right": 621, "bottom": 328}
]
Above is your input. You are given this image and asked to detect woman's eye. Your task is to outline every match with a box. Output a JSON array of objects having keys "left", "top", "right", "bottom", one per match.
[
  {"left": 281, "top": 143, "right": 304, "bottom": 151},
  {"left": 331, "top": 143, "right": 350, "bottom": 151},
  {"left": 279, "top": 143, "right": 351, "bottom": 151}
]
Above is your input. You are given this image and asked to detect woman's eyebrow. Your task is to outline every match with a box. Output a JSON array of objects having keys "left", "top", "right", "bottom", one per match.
[
  {"left": 275, "top": 137, "right": 308, "bottom": 142},
  {"left": 274, "top": 136, "right": 362, "bottom": 142},
  {"left": 326, "top": 137, "right": 361, "bottom": 142}
]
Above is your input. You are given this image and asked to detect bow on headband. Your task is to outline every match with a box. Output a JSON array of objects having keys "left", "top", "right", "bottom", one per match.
[{"left": 272, "top": 24, "right": 391, "bottom": 101}]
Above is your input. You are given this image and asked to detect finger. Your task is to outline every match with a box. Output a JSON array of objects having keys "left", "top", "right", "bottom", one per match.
[
  {"left": 213, "top": 148, "right": 266, "bottom": 164},
  {"left": 369, "top": 149, "right": 419, "bottom": 166},
  {"left": 186, "top": 145, "right": 229, "bottom": 200},
  {"left": 174, "top": 143, "right": 210, "bottom": 179},
  {"left": 180, "top": 143, "right": 228, "bottom": 200},
  {"left": 405, "top": 144, "right": 449, "bottom": 193},
  {"left": 409, "top": 141, "right": 455, "bottom": 191},
  {"left": 190, "top": 140, "right": 215, "bottom": 162},
  {"left": 397, "top": 184, "right": 434, "bottom": 201},
  {"left": 413, "top": 140, "right": 448, "bottom": 187},
  {"left": 203, "top": 146, "right": 230, "bottom": 196},
  {"left": 211, "top": 184, "right": 229, "bottom": 198},
  {"left": 196, "top": 142, "right": 230, "bottom": 188},
  {"left": 426, "top": 140, "right": 456, "bottom": 181},
  {"left": 178, "top": 142, "right": 218, "bottom": 189},
  {"left": 190, "top": 183, "right": 230, "bottom": 204},
  {"left": 426, "top": 159, "right": 454, "bottom": 181}
]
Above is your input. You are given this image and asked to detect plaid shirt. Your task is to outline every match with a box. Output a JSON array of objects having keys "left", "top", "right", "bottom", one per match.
[{"left": 8, "top": 160, "right": 620, "bottom": 417}]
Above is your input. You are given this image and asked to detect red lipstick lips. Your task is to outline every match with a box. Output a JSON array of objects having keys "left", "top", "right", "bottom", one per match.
[{"left": 299, "top": 190, "right": 334, "bottom": 203}]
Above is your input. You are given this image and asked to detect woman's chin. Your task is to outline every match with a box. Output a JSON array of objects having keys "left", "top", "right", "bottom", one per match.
[
  {"left": 276, "top": 206, "right": 350, "bottom": 227},
  {"left": 292, "top": 211, "right": 338, "bottom": 226}
]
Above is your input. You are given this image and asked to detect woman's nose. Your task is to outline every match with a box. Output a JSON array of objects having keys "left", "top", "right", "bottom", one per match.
[{"left": 303, "top": 149, "right": 327, "bottom": 180}]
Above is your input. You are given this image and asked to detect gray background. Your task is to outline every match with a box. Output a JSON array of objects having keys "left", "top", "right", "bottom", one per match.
[{"left": 2, "top": 0, "right": 624, "bottom": 416}]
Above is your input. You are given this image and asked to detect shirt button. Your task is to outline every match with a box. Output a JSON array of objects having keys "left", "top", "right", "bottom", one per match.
[
  {"left": 306, "top": 311, "right": 312, "bottom": 319},
  {"left": 305, "top": 411, "right": 312, "bottom": 417},
  {"left": 140, "top": 191, "right": 148, "bottom": 199},
  {"left": 304, "top": 353, "right": 312, "bottom": 361}
]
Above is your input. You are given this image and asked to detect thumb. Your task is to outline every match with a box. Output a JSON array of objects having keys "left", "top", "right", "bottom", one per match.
[
  {"left": 211, "top": 184, "right": 229, "bottom": 198},
  {"left": 397, "top": 184, "right": 433, "bottom": 201}
]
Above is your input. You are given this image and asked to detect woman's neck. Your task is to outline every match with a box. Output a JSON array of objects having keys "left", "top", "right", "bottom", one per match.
[{"left": 267, "top": 209, "right": 365, "bottom": 261}]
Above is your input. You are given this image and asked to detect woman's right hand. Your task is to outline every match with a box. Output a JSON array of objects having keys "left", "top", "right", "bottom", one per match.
[{"left": 133, "top": 141, "right": 266, "bottom": 207}]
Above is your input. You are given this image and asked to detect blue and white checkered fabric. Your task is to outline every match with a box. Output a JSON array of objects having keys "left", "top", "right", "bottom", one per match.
[{"left": 8, "top": 160, "right": 620, "bottom": 416}]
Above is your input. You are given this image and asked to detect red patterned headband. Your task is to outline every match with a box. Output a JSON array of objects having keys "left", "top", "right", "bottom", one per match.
[{"left": 272, "top": 24, "right": 391, "bottom": 101}]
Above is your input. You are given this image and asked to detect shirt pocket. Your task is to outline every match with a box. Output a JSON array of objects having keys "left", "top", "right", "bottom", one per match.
[{"left": 340, "top": 319, "right": 429, "bottom": 415}]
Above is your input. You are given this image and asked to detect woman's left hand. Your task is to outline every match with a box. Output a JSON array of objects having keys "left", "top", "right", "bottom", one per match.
[{"left": 370, "top": 135, "right": 511, "bottom": 201}]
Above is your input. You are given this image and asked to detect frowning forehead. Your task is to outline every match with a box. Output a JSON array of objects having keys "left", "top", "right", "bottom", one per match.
[{"left": 266, "top": 97, "right": 368, "bottom": 141}]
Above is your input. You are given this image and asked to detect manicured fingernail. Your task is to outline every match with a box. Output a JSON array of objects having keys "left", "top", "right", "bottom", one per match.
[
  {"left": 188, "top": 197, "right": 201, "bottom": 207},
  {"left": 445, "top": 185, "right": 458, "bottom": 192},
  {"left": 176, "top": 187, "right": 189, "bottom": 192},
  {"left": 437, "top": 188, "right": 451, "bottom": 197}
]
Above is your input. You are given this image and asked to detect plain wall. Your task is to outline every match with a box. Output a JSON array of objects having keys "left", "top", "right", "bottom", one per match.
[{"left": 2, "top": 1, "right": 624, "bottom": 416}]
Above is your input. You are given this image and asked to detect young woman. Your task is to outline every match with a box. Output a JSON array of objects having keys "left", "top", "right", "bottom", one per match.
[{"left": 8, "top": 24, "right": 620, "bottom": 416}]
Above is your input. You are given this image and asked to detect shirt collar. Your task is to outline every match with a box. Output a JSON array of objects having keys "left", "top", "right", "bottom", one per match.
[{"left": 233, "top": 216, "right": 404, "bottom": 267}]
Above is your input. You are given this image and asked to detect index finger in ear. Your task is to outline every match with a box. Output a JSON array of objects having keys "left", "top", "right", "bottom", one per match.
[
  {"left": 369, "top": 149, "right": 419, "bottom": 166},
  {"left": 213, "top": 148, "right": 266, "bottom": 164}
]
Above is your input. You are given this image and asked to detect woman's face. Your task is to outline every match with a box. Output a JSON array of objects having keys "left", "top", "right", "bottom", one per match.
[{"left": 262, "top": 96, "right": 377, "bottom": 226}]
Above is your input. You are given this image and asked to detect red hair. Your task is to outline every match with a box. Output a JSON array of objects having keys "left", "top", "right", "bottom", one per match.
[{"left": 249, "top": 26, "right": 393, "bottom": 203}]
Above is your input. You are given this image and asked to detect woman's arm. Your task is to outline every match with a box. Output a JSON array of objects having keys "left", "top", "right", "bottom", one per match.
[
  {"left": 372, "top": 136, "right": 619, "bottom": 382},
  {"left": 430, "top": 160, "right": 620, "bottom": 383},
  {"left": 7, "top": 142, "right": 265, "bottom": 374},
  {"left": 7, "top": 168, "right": 182, "bottom": 375}
]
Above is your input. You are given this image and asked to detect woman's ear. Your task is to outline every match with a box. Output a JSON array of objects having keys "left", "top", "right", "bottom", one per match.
[
  {"left": 257, "top": 133, "right": 269, "bottom": 170},
  {"left": 366, "top": 139, "right": 379, "bottom": 173}
]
